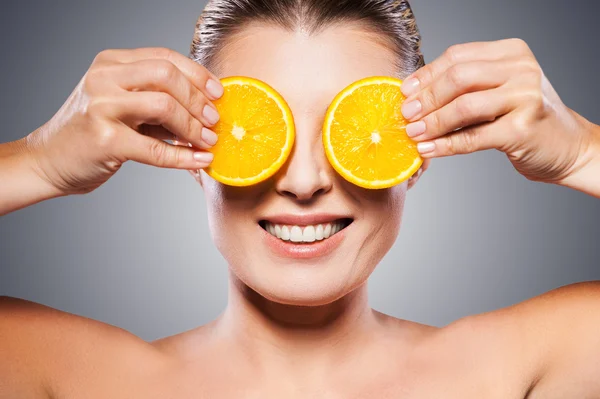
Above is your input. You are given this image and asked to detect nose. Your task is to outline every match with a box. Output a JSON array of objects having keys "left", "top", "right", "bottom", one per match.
[{"left": 274, "top": 123, "right": 333, "bottom": 202}]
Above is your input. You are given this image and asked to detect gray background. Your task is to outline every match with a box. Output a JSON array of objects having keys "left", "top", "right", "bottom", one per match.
[{"left": 1, "top": 0, "right": 599, "bottom": 341}]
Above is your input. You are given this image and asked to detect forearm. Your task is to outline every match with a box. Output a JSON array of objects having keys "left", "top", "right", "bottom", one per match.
[
  {"left": 0, "top": 135, "right": 63, "bottom": 216},
  {"left": 558, "top": 117, "right": 600, "bottom": 198}
]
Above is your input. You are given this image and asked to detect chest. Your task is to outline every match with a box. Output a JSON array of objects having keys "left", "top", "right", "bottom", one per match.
[{"left": 73, "top": 364, "right": 528, "bottom": 399}]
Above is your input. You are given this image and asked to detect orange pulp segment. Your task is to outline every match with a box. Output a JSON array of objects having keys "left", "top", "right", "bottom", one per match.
[
  {"left": 323, "top": 76, "right": 423, "bottom": 189},
  {"left": 207, "top": 76, "right": 295, "bottom": 187}
]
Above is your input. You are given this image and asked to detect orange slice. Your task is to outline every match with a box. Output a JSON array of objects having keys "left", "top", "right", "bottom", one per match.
[
  {"left": 323, "top": 76, "right": 423, "bottom": 189},
  {"left": 207, "top": 76, "right": 295, "bottom": 186}
]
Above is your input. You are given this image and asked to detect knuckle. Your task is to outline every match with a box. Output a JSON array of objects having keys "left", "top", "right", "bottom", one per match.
[
  {"left": 445, "top": 44, "right": 464, "bottom": 62},
  {"left": 521, "top": 61, "right": 543, "bottom": 85},
  {"left": 441, "top": 135, "right": 457, "bottom": 156},
  {"left": 150, "top": 47, "right": 174, "bottom": 60},
  {"left": 93, "top": 49, "right": 116, "bottom": 64},
  {"left": 454, "top": 96, "right": 475, "bottom": 122},
  {"left": 82, "top": 74, "right": 97, "bottom": 94},
  {"left": 86, "top": 97, "right": 113, "bottom": 118},
  {"left": 509, "top": 113, "right": 532, "bottom": 143},
  {"left": 187, "top": 116, "right": 202, "bottom": 141},
  {"left": 420, "top": 87, "right": 438, "bottom": 110},
  {"left": 442, "top": 130, "right": 478, "bottom": 156},
  {"left": 172, "top": 147, "right": 183, "bottom": 166},
  {"left": 153, "top": 93, "right": 177, "bottom": 120},
  {"left": 425, "top": 112, "right": 441, "bottom": 135},
  {"left": 149, "top": 140, "right": 169, "bottom": 165},
  {"left": 458, "top": 130, "right": 479, "bottom": 154},
  {"left": 414, "top": 66, "right": 433, "bottom": 87},
  {"left": 187, "top": 88, "right": 204, "bottom": 117},
  {"left": 524, "top": 90, "right": 545, "bottom": 110},
  {"left": 83, "top": 66, "right": 111, "bottom": 92},
  {"left": 447, "top": 64, "right": 467, "bottom": 89},
  {"left": 523, "top": 59, "right": 542, "bottom": 75},
  {"left": 94, "top": 123, "right": 120, "bottom": 151},
  {"left": 508, "top": 38, "right": 530, "bottom": 52},
  {"left": 153, "top": 60, "right": 179, "bottom": 85}
]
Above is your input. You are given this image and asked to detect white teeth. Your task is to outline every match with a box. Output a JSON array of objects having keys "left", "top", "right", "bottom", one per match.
[
  {"left": 324, "top": 224, "right": 332, "bottom": 238},
  {"left": 264, "top": 221, "right": 348, "bottom": 242},
  {"left": 303, "top": 225, "right": 316, "bottom": 243},
  {"left": 275, "top": 225, "right": 282, "bottom": 238},
  {"left": 315, "top": 225, "right": 324, "bottom": 241},
  {"left": 290, "top": 226, "right": 303, "bottom": 243},
  {"left": 281, "top": 226, "right": 290, "bottom": 240}
]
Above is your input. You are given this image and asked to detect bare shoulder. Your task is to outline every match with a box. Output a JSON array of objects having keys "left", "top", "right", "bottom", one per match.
[
  {"left": 502, "top": 281, "right": 600, "bottom": 397},
  {"left": 0, "top": 296, "right": 166, "bottom": 398},
  {"left": 434, "top": 281, "right": 600, "bottom": 397},
  {"left": 151, "top": 319, "right": 220, "bottom": 362},
  {"left": 437, "top": 281, "right": 600, "bottom": 343}
]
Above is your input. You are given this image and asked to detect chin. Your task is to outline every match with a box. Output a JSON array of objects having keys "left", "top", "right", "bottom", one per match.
[
  {"left": 227, "top": 245, "right": 375, "bottom": 307},
  {"left": 245, "top": 271, "right": 361, "bottom": 307}
]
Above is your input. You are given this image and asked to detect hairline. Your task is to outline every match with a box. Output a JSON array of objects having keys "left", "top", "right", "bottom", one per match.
[{"left": 204, "top": 19, "right": 406, "bottom": 78}]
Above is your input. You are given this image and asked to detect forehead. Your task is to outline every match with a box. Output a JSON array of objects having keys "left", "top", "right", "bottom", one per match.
[{"left": 213, "top": 23, "right": 399, "bottom": 111}]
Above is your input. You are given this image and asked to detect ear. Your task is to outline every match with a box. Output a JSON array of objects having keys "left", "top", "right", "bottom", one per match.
[{"left": 407, "top": 159, "right": 431, "bottom": 190}]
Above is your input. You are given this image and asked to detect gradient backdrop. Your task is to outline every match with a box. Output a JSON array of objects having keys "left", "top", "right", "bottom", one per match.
[{"left": 1, "top": 0, "right": 599, "bottom": 341}]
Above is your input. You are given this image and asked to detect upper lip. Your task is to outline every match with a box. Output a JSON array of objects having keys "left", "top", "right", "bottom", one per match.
[{"left": 260, "top": 214, "right": 353, "bottom": 226}]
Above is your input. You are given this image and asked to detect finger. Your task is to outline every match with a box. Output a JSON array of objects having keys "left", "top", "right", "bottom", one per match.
[
  {"left": 138, "top": 125, "right": 176, "bottom": 141},
  {"left": 109, "top": 60, "right": 221, "bottom": 129},
  {"left": 93, "top": 47, "right": 224, "bottom": 100},
  {"left": 421, "top": 158, "right": 432, "bottom": 174},
  {"left": 138, "top": 126, "right": 194, "bottom": 148},
  {"left": 124, "top": 129, "right": 214, "bottom": 170},
  {"left": 401, "top": 38, "right": 533, "bottom": 97},
  {"left": 139, "top": 125, "right": 199, "bottom": 150},
  {"left": 114, "top": 91, "right": 218, "bottom": 150},
  {"left": 405, "top": 88, "right": 517, "bottom": 142},
  {"left": 401, "top": 60, "right": 515, "bottom": 122},
  {"left": 415, "top": 118, "right": 510, "bottom": 158},
  {"left": 407, "top": 159, "right": 429, "bottom": 190}
]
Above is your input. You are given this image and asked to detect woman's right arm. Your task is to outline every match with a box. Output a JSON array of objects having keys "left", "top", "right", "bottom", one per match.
[{"left": 0, "top": 47, "right": 223, "bottom": 216}]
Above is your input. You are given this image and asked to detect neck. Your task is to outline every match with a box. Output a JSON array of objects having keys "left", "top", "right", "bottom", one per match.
[{"left": 214, "top": 272, "right": 378, "bottom": 373}]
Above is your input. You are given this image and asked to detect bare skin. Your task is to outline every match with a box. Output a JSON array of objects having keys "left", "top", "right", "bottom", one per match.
[
  {"left": 2, "top": 282, "right": 600, "bottom": 398},
  {"left": 1, "top": 22, "right": 600, "bottom": 398}
]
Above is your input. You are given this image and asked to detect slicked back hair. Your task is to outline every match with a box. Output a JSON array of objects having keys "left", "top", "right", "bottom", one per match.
[{"left": 190, "top": 0, "right": 425, "bottom": 77}]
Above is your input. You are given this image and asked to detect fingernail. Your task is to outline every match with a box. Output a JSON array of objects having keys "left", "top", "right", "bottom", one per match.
[
  {"left": 402, "top": 100, "right": 422, "bottom": 120},
  {"left": 401, "top": 78, "right": 420, "bottom": 96},
  {"left": 193, "top": 151, "right": 214, "bottom": 164},
  {"left": 206, "top": 79, "right": 224, "bottom": 99},
  {"left": 203, "top": 105, "right": 220, "bottom": 125},
  {"left": 201, "top": 127, "right": 218, "bottom": 146},
  {"left": 417, "top": 142, "right": 436, "bottom": 154},
  {"left": 406, "top": 121, "right": 426, "bottom": 138}
]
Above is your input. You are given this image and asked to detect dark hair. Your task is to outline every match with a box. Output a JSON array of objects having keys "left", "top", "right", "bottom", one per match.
[{"left": 190, "top": 0, "right": 425, "bottom": 77}]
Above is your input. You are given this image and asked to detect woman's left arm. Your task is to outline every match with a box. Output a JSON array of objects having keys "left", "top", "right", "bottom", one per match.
[{"left": 400, "top": 38, "right": 600, "bottom": 198}]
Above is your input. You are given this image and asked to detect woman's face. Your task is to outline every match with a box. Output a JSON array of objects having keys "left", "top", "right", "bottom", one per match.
[{"left": 200, "top": 23, "right": 414, "bottom": 306}]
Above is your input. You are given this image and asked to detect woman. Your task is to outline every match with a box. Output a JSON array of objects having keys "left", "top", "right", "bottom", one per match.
[{"left": 1, "top": 0, "right": 599, "bottom": 397}]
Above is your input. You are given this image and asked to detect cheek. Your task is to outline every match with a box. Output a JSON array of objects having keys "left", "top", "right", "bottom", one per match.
[
  {"left": 358, "top": 184, "right": 406, "bottom": 265},
  {"left": 203, "top": 178, "right": 243, "bottom": 255},
  {"left": 202, "top": 176, "right": 264, "bottom": 267}
]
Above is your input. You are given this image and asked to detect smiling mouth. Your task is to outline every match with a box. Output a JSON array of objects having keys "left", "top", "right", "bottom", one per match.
[{"left": 259, "top": 219, "right": 353, "bottom": 243}]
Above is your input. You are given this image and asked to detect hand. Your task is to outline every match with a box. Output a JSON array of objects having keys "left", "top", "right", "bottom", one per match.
[
  {"left": 26, "top": 47, "right": 223, "bottom": 195},
  {"left": 399, "top": 38, "right": 598, "bottom": 186}
]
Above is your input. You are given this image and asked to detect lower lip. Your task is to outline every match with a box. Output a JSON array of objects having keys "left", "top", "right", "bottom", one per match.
[{"left": 260, "top": 224, "right": 349, "bottom": 259}]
